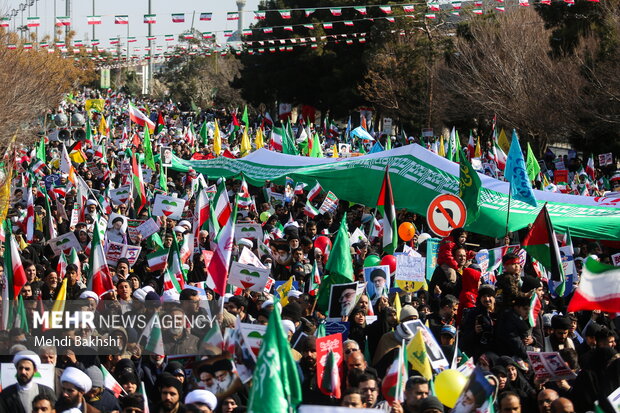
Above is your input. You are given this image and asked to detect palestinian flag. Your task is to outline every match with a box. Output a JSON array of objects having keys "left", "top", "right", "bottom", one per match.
[
  {"left": 87, "top": 220, "right": 114, "bottom": 298},
  {"left": 132, "top": 154, "right": 147, "bottom": 213},
  {"left": 128, "top": 102, "right": 155, "bottom": 132},
  {"left": 376, "top": 167, "right": 397, "bottom": 254},
  {"left": 522, "top": 205, "right": 565, "bottom": 296},
  {"left": 156, "top": 112, "right": 166, "bottom": 134},
  {"left": 147, "top": 248, "right": 169, "bottom": 271},
  {"left": 568, "top": 258, "right": 620, "bottom": 313},
  {"left": 381, "top": 342, "right": 407, "bottom": 404}
]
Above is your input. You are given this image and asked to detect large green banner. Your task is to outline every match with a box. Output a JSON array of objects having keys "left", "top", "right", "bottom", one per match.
[{"left": 169, "top": 145, "right": 620, "bottom": 241}]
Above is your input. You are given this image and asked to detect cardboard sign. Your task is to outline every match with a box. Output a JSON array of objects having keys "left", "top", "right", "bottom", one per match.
[
  {"left": 396, "top": 255, "right": 425, "bottom": 282},
  {"left": 106, "top": 241, "right": 142, "bottom": 267},
  {"left": 48, "top": 232, "right": 81, "bottom": 256},
  {"left": 109, "top": 186, "right": 131, "bottom": 205},
  {"left": 238, "top": 323, "right": 267, "bottom": 357},
  {"left": 319, "top": 191, "right": 339, "bottom": 215},
  {"left": 527, "top": 351, "right": 577, "bottom": 382},
  {"left": 126, "top": 219, "right": 144, "bottom": 244},
  {"left": 324, "top": 321, "right": 349, "bottom": 340},
  {"left": 152, "top": 193, "right": 186, "bottom": 220},
  {"left": 349, "top": 227, "right": 368, "bottom": 246},
  {"left": 402, "top": 319, "right": 450, "bottom": 372},
  {"left": 316, "top": 333, "right": 344, "bottom": 398},
  {"left": 228, "top": 262, "right": 270, "bottom": 292},
  {"left": 611, "top": 253, "right": 620, "bottom": 267},
  {"left": 425, "top": 238, "right": 441, "bottom": 281},
  {"left": 599, "top": 152, "right": 613, "bottom": 166},
  {"left": 234, "top": 223, "right": 264, "bottom": 241},
  {"left": 1, "top": 363, "right": 55, "bottom": 390},
  {"left": 238, "top": 248, "right": 266, "bottom": 268},
  {"left": 554, "top": 169, "right": 569, "bottom": 184},
  {"left": 136, "top": 218, "right": 160, "bottom": 239},
  {"left": 608, "top": 386, "right": 620, "bottom": 413},
  {"left": 328, "top": 282, "right": 364, "bottom": 318},
  {"left": 364, "top": 265, "right": 390, "bottom": 303}
]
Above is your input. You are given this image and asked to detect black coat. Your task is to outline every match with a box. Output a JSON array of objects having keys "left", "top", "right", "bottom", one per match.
[
  {"left": 0, "top": 383, "right": 56, "bottom": 413},
  {"left": 495, "top": 309, "right": 530, "bottom": 360}
]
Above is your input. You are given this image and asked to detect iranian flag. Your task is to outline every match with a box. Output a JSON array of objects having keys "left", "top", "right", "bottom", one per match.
[
  {"left": 492, "top": 140, "right": 507, "bottom": 170},
  {"left": 171, "top": 13, "right": 185, "bottom": 23},
  {"left": 3, "top": 221, "right": 27, "bottom": 300},
  {"left": 87, "top": 220, "right": 114, "bottom": 298},
  {"left": 165, "top": 237, "right": 186, "bottom": 292},
  {"left": 586, "top": 155, "right": 595, "bottom": 180},
  {"left": 115, "top": 15, "right": 129, "bottom": 24},
  {"left": 304, "top": 202, "right": 320, "bottom": 218},
  {"left": 147, "top": 248, "right": 169, "bottom": 272},
  {"left": 377, "top": 167, "right": 397, "bottom": 254},
  {"left": 208, "top": 199, "right": 237, "bottom": 296},
  {"left": 144, "top": 14, "right": 157, "bottom": 24},
  {"left": 87, "top": 15, "right": 102, "bottom": 25},
  {"left": 568, "top": 258, "right": 620, "bottom": 313},
  {"left": 381, "top": 342, "right": 407, "bottom": 404},
  {"left": 193, "top": 183, "right": 210, "bottom": 240},
  {"left": 139, "top": 313, "right": 164, "bottom": 355},
  {"left": 202, "top": 320, "right": 224, "bottom": 350},
  {"left": 522, "top": 205, "right": 565, "bottom": 296},
  {"left": 101, "top": 365, "right": 126, "bottom": 397},
  {"left": 308, "top": 260, "right": 321, "bottom": 296},
  {"left": 238, "top": 177, "right": 253, "bottom": 208},
  {"left": 307, "top": 181, "right": 323, "bottom": 202},
  {"left": 270, "top": 128, "right": 284, "bottom": 152},
  {"left": 214, "top": 180, "right": 232, "bottom": 228},
  {"left": 132, "top": 154, "right": 147, "bottom": 213},
  {"left": 27, "top": 17, "right": 40, "bottom": 27},
  {"left": 56, "top": 17, "right": 71, "bottom": 26},
  {"left": 24, "top": 178, "right": 35, "bottom": 242},
  {"left": 128, "top": 102, "right": 155, "bottom": 132},
  {"left": 319, "top": 351, "right": 341, "bottom": 398}
]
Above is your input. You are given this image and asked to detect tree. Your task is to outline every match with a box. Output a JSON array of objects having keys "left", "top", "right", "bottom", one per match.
[
  {"left": 436, "top": 8, "right": 585, "bottom": 151},
  {"left": 0, "top": 30, "right": 86, "bottom": 152},
  {"left": 157, "top": 37, "right": 244, "bottom": 110}
]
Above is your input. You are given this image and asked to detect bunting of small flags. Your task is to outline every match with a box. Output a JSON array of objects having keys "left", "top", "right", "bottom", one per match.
[
  {"left": 279, "top": 10, "right": 292, "bottom": 19},
  {"left": 330, "top": 8, "right": 342, "bottom": 16},
  {"left": 379, "top": 6, "right": 393, "bottom": 13},
  {"left": 165, "top": 34, "right": 174, "bottom": 41},
  {"left": 355, "top": 6, "right": 368, "bottom": 14},
  {"left": 55, "top": 17, "right": 71, "bottom": 26},
  {"left": 144, "top": 14, "right": 157, "bottom": 24},
  {"left": 227, "top": 12, "right": 239, "bottom": 20},
  {"left": 172, "top": 13, "right": 185, "bottom": 23},
  {"left": 255, "top": 11, "right": 266, "bottom": 20},
  {"left": 26, "top": 17, "right": 40, "bottom": 27},
  {"left": 200, "top": 12, "right": 212, "bottom": 21},
  {"left": 305, "top": 9, "right": 316, "bottom": 17},
  {"left": 0, "top": 17, "right": 10, "bottom": 27},
  {"left": 115, "top": 15, "right": 129, "bottom": 25}
]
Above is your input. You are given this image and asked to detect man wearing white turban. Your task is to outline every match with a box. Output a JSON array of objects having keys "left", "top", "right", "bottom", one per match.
[
  {"left": 0, "top": 351, "right": 56, "bottom": 413},
  {"left": 56, "top": 367, "right": 100, "bottom": 413}
]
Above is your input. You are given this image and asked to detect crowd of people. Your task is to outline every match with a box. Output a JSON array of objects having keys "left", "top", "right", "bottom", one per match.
[{"left": 0, "top": 90, "right": 618, "bottom": 413}]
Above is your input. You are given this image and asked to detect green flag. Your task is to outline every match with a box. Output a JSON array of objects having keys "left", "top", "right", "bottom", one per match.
[
  {"left": 317, "top": 213, "right": 354, "bottom": 313},
  {"left": 36, "top": 137, "right": 46, "bottom": 161},
  {"left": 247, "top": 307, "right": 302, "bottom": 413},
  {"left": 526, "top": 143, "right": 541, "bottom": 182},
  {"left": 242, "top": 105, "right": 249, "bottom": 126},
  {"left": 282, "top": 123, "right": 299, "bottom": 156},
  {"left": 85, "top": 119, "right": 93, "bottom": 142},
  {"left": 310, "top": 133, "right": 323, "bottom": 158},
  {"left": 143, "top": 126, "right": 156, "bottom": 170},
  {"left": 446, "top": 133, "right": 453, "bottom": 161},
  {"left": 454, "top": 130, "right": 462, "bottom": 163},
  {"left": 200, "top": 122, "right": 208, "bottom": 146},
  {"left": 459, "top": 148, "right": 482, "bottom": 225},
  {"left": 158, "top": 156, "right": 168, "bottom": 192}
]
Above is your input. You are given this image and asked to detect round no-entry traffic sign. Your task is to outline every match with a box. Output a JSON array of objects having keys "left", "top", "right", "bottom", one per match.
[{"left": 426, "top": 194, "right": 467, "bottom": 238}]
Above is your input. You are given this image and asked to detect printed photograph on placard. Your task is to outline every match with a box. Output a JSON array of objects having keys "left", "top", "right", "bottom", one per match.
[
  {"left": 363, "top": 265, "right": 390, "bottom": 304},
  {"left": 328, "top": 282, "right": 359, "bottom": 318},
  {"left": 161, "top": 146, "right": 173, "bottom": 167}
]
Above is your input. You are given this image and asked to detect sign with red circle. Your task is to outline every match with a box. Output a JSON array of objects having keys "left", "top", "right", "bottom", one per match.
[{"left": 426, "top": 194, "right": 467, "bottom": 238}]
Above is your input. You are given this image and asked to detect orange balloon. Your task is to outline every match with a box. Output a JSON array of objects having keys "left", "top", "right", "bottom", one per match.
[{"left": 398, "top": 222, "right": 416, "bottom": 241}]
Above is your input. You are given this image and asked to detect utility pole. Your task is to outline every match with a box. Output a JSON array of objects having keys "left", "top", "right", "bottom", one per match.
[
  {"left": 147, "top": 0, "right": 152, "bottom": 94},
  {"left": 65, "top": 0, "right": 70, "bottom": 40},
  {"left": 92, "top": 0, "right": 95, "bottom": 42}
]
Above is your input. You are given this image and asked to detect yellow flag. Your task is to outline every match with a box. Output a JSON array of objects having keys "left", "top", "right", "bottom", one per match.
[
  {"left": 98, "top": 116, "right": 108, "bottom": 136},
  {"left": 406, "top": 330, "right": 433, "bottom": 379},
  {"left": 543, "top": 173, "right": 550, "bottom": 188},
  {"left": 213, "top": 119, "right": 222, "bottom": 156},
  {"left": 498, "top": 128, "right": 510, "bottom": 154},
  {"left": 255, "top": 127, "right": 264, "bottom": 150},
  {"left": 394, "top": 292, "right": 402, "bottom": 321},
  {"left": 18, "top": 235, "right": 28, "bottom": 250},
  {"left": 277, "top": 276, "right": 294, "bottom": 307},
  {"left": 475, "top": 137, "right": 482, "bottom": 158},
  {"left": 0, "top": 166, "right": 13, "bottom": 223},
  {"left": 240, "top": 127, "right": 251, "bottom": 156},
  {"left": 69, "top": 150, "right": 86, "bottom": 164},
  {"left": 52, "top": 278, "right": 68, "bottom": 313},
  {"left": 439, "top": 136, "right": 445, "bottom": 157},
  {"left": 85, "top": 99, "right": 105, "bottom": 113},
  {"left": 332, "top": 144, "right": 339, "bottom": 158}
]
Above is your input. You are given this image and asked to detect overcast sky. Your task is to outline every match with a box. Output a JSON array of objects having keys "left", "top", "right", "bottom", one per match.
[{"left": 3, "top": 0, "right": 261, "bottom": 48}]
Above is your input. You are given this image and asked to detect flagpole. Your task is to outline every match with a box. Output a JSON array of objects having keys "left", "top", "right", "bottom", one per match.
[{"left": 505, "top": 182, "right": 512, "bottom": 237}]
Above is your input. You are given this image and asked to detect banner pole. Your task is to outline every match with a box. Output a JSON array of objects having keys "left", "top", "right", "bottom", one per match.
[{"left": 505, "top": 183, "right": 512, "bottom": 237}]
